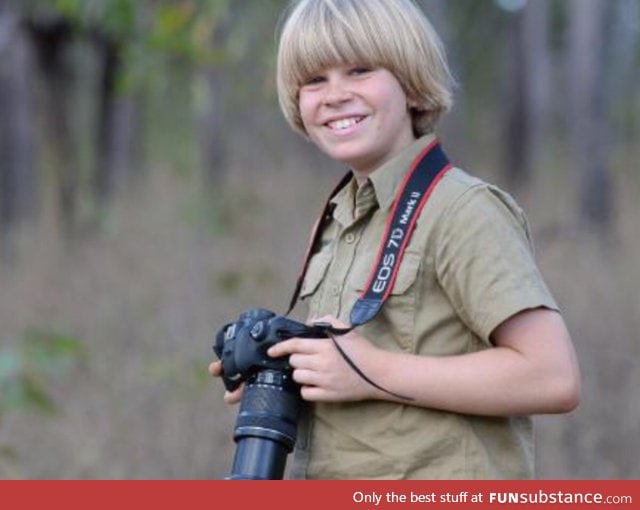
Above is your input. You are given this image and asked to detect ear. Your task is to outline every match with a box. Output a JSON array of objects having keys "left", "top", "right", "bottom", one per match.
[{"left": 407, "top": 96, "right": 422, "bottom": 111}]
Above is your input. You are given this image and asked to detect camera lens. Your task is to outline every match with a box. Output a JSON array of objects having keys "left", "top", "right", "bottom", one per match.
[{"left": 229, "top": 369, "right": 302, "bottom": 479}]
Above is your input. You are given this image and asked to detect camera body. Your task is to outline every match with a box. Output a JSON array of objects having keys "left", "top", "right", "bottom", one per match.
[
  {"left": 214, "top": 308, "right": 330, "bottom": 392},
  {"left": 213, "top": 308, "right": 331, "bottom": 479}
]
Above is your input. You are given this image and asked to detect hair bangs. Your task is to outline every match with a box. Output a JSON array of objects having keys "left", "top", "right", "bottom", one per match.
[{"left": 283, "top": 5, "right": 382, "bottom": 88}]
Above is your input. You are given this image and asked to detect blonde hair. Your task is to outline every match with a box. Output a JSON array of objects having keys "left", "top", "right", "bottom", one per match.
[{"left": 277, "top": 0, "right": 454, "bottom": 137}]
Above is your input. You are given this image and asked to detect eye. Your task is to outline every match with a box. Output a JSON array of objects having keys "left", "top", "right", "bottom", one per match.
[
  {"left": 349, "top": 66, "right": 372, "bottom": 76},
  {"left": 302, "top": 75, "right": 326, "bottom": 87}
]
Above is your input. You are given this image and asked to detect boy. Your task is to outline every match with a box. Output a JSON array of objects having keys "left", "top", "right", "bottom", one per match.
[{"left": 211, "top": 0, "right": 580, "bottom": 479}]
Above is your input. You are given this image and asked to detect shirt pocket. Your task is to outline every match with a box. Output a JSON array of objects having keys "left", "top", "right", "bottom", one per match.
[
  {"left": 300, "top": 248, "right": 332, "bottom": 314},
  {"left": 388, "top": 252, "right": 422, "bottom": 295},
  {"left": 355, "top": 252, "right": 422, "bottom": 351}
]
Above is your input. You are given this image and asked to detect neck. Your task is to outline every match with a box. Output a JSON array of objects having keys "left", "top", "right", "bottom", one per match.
[
  {"left": 353, "top": 170, "right": 369, "bottom": 187},
  {"left": 349, "top": 135, "right": 419, "bottom": 185}
]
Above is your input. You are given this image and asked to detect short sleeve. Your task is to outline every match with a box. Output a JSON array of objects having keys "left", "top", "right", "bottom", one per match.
[{"left": 434, "top": 184, "right": 558, "bottom": 344}]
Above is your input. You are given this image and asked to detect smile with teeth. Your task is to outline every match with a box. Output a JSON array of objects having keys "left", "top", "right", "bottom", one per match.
[{"left": 327, "top": 116, "right": 366, "bottom": 131}]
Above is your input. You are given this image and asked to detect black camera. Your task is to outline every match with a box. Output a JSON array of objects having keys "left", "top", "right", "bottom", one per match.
[
  {"left": 213, "top": 308, "right": 331, "bottom": 480},
  {"left": 214, "top": 308, "right": 333, "bottom": 392}
]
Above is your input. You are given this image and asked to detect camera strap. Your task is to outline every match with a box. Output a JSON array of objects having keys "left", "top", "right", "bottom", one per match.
[
  {"left": 287, "top": 138, "right": 451, "bottom": 328},
  {"left": 285, "top": 139, "right": 451, "bottom": 402},
  {"left": 350, "top": 139, "right": 451, "bottom": 326}
]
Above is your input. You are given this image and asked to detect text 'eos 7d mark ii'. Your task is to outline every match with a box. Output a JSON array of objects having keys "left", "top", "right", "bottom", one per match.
[{"left": 213, "top": 308, "right": 343, "bottom": 480}]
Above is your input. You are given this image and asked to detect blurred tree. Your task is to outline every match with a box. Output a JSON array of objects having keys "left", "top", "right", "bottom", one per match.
[
  {"left": 435, "top": 0, "right": 505, "bottom": 165},
  {"left": 90, "top": 2, "right": 140, "bottom": 214},
  {"left": 415, "top": 0, "right": 464, "bottom": 145},
  {"left": 197, "top": 0, "right": 288, "bottom": 189},
  {"left": 503, "top": 0, "right": 551, "bottom": 188},
  {"left": 197, "top": 0, "right": 230, "bottom": 187},
  {"left": 24, "top": 0, "right": 146, "bottom": 230},
  {"left": 607, "top": 0, "right": 640, "bottom": 146},
  {"left": 0, "top": 2, "right": 37, "bottom": 234},
  {"left": 1, "top": 0, "right": 635, "bottom": 240},
  {"left": 25, "top": 8, "right": 79, "bottom": 234},
  {"left": 566, "top": 0, "right": 614, "bottom": 232},
  {"left": 0, "top": 0, "right": 233, "bottom": 236}
]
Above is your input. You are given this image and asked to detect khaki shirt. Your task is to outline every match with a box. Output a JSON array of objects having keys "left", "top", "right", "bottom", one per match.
[{"left": 290, "top": 134, "right": 558, "bottom": 479}]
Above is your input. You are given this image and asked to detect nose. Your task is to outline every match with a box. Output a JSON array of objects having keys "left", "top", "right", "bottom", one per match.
[{"left": 322, "top": 73, "right": 353, "bottom": 106}]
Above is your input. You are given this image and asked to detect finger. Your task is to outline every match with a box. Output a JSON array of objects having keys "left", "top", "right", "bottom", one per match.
[
  {"left": 268, "top": 338, "right": 319, "bottom": 357},
  {"left": 300, "top": 385, "right": 333, "bottom": 402},
  {"left": 209, "top": 361, "right": 222, "bottom": 376},
  {"left": 288, "top": 352, "right": 318, "bottom": 370},
  {"left": 223, "top": 386, "right": 243, "bottom": 405},
  {"left": 292, "top": 368, "right": 320, "bottom": 386}
]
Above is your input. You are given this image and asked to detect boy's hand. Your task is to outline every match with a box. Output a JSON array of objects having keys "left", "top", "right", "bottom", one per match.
[
  {"left": 267, "top": 316, "right": 383, "bottom": 402},
  {"left": 208, "top": 360, "right": 244, "bottom": 404}
]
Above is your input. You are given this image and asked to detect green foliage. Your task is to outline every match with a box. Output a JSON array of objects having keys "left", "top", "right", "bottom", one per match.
[
  {"left": 0, "top": 329, "right": 83, "bottom": 474},
  {"left": 24, "top": 0, "right": 232, "bottom": 91},
  {"left": 52, "top": 0, "right": 137, "bottom": 38},
  {"left": 0, "top": 329, "right": 83, "bottom": 417}
]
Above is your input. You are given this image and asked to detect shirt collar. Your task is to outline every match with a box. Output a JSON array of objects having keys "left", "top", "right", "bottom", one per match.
[
  {"left": 367, "top": 133, "right": 438, "bottom": 211},
  {"left": 329, "top": 134, "right": 438, "bottom": 225},
  {"left": 329, "top": 177, "right": 359, "bottom": 227}
]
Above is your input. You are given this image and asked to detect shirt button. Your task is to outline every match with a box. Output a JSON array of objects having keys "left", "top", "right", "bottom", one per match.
[
  {"left": 331, "top": 285, "right": 340, "bottom": 296},
  {"left": 345, "top": 233, "right": 356, "bottom": 244}
]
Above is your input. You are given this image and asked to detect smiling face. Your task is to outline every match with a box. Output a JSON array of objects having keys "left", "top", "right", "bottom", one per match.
[
  {"left": 277, "top": 0, "right": 454, "bottom": 149},
  {"left": 299, "top": 65, "right": 416, "bottom": 178}
]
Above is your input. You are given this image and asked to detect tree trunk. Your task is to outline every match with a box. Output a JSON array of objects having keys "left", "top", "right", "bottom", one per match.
[
  {"left": 0, "top": 6, "right": 37, "bottom": 231},
  {"left": 567, "top": 0, "right": 613, "bottom": 232},
  {"left": 504, "top": 0, "right": 550, "bottom": 188},
  {"left": 27, "top": 13, "right": 79, "bottom": 235},
  {"left": 607, "top": 0, "right": 640, "bottom": 145},
  {"left": 199, "top": 13, "right": 231, "bottom": 189},
  {"left": 415, "top": 0, "right": 462, "bottom": 144},
  {"left": 93, "top": 35, "right": 138, "bottom": 212}
]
